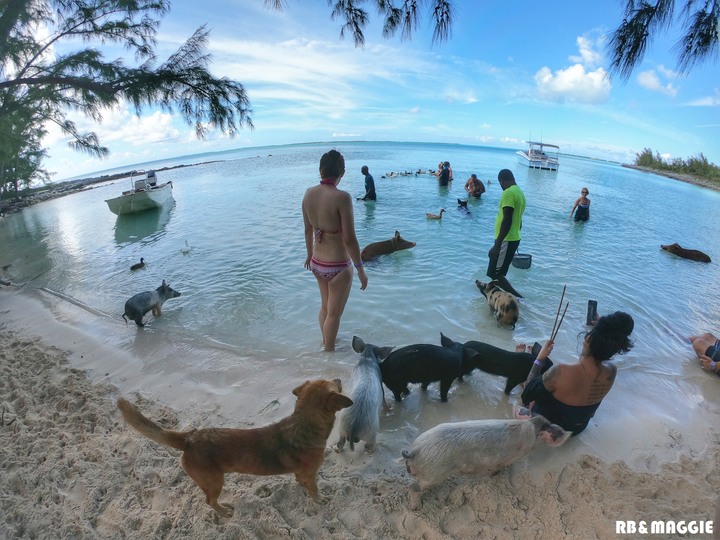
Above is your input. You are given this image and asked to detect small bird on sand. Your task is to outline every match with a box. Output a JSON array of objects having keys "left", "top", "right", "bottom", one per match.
[
  {"left": 130, "top": 258, "right": 145, "bottom": 271},
  {"left": 426, "top": 209, "right": 446, "bottom": 220},
  {"left": 181, "top": 240, "right": 191, "bottom": 255}
]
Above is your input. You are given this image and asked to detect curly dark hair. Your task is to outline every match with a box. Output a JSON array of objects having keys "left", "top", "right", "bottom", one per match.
[
  {"left": 319, "top": 149, "right": 345, "bottom": 180},
  {"left": 586, "top": 311, "right": 634, "bottom": 361}
]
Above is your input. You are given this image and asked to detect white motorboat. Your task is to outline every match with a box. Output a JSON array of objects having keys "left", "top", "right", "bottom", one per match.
[
  {"left": 105, "top": 170, "right": 173, "bottom": 215},
  {"left": 516, "top": 141, "right": 560, "bottom": 171}
]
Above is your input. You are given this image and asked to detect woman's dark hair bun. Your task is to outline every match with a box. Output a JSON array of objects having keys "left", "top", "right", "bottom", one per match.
[
  {"left": 604, "top": 311, "right": 634, "bottom": 337},
  {"left": 589, "top": 311, "right": 634, "bottom": 361}
]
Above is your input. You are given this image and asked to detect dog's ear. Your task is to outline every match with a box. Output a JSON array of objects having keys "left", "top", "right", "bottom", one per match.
[
  {"left": 292, "top": 381, "right": 310, "bottom": 397},
  {"left": 326, "top": 392, "right": 353, "bottom": 412}
]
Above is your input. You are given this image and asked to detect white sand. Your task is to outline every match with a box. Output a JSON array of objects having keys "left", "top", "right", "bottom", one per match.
[{"left": 1, "top": 286, "right": 718, "bottom": 539}]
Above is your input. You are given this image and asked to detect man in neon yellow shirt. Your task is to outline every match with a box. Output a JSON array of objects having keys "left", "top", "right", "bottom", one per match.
[{"left": 487, "top": 169, "right": 525, "bottom": 298}]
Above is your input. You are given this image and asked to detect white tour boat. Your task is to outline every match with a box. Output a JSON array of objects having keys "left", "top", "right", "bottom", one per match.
[
  {"left": 105, "top": 170, "right": 173, "bottom": 215},
  {"left": 516, "top": 141, "right": 560, "bottom": 171}
]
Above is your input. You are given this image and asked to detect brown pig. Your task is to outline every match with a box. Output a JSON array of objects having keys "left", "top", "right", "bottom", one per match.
[{"left": 361, "top": 231, "right": 416, "bottom": 262}]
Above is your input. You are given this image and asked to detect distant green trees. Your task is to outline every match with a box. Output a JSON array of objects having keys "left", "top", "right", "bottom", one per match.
[{"left": 634, "top": 148, "right": 720, "bottom": 182}]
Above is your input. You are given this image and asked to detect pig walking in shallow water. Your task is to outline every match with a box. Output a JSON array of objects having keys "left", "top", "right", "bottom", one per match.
[
  {"left": 360, "top": 231, "right": 416, "bottom": 262},
  {"left": 335, "top": 336, "right": 394, "bottom": 453},
  {"left": 122, "top": 280, "right": 181, "bottom": 327},
  {"left": 401, "top": 408, "right": 570, "bottom": 509}
]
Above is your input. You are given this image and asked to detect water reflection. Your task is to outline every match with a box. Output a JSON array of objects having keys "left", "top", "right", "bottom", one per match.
[{"left": 114, "top": 199, "right": 174, "bottom": 245}]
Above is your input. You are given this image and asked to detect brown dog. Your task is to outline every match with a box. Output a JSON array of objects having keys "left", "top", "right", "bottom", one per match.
[
  {"left": 661, "top": 243, "right": 711, "bottom": 263},
  {"left": 117, "top": 379, "right": 353, "bottom": 517},
  {"left": 475, "top": 280, "right": 520, "bottom": 327}
]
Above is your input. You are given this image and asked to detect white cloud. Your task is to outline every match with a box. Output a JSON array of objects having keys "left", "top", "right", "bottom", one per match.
[
  {"left": 534, "top": 64, "right": 611, "bottom": 104},
  {"left": 687, "top": 90, "right": 720, "bottom": 107},
  {"left": 569, "top": 35, "right": 603, "bottom": 68},
  {"left": 534, "top": 32, "right": 610, "bottom": 104},
  {"left": 637, "top": 70, "right": 677, "bottom": 97},
  {"left": 657, "top": 65, "right": 680, "bottom": 79}
]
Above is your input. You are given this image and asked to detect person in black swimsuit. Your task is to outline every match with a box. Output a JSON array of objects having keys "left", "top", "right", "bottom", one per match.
[
  {"left": 690, "top": 332, "right": 720, "bottom": 375},
  {"left": 522, "top": 311, "right": 634, "bottom": 435}
]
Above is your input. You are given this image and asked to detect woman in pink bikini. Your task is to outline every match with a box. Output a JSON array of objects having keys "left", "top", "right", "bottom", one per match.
[{"left": 302, "top": 149, "right": 368, "bottom": 351}]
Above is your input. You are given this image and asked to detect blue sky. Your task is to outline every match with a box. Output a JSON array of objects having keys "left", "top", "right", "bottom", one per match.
[{"left": 44, "top": 1, "right": 720, "bottom": 180}]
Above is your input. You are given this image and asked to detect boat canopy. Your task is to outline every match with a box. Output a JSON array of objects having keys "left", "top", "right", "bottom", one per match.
[{"left": 526, "top": 141, "right": 560, "bottom": 149}]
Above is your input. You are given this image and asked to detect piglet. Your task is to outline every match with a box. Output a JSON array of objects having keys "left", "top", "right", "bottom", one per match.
[
  {"left": 401, "top": 407, "right": 570, "bottom": 509},
  {"left": 335, "top": 336, "right": 394, "bottom": 453},
  {"left": 361, "top": 231, "right": 416, "bottom": 262},
  {"left": 380, "top": 333, "right": 476, "bottom": 402}
]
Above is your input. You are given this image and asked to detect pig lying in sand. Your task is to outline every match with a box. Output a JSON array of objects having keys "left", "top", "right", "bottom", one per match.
[
  {"left": 402, "top": 408, "right": 570, "bottom": 509},
  {"left": 361, "top": 231, "right": 416, "bottom": 262},
  {"left": 335, "top": 336, "right": 394, "bottom": 454}
]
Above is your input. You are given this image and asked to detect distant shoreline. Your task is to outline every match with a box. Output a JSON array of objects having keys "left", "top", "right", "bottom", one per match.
[
  {"left": 622, "top": 164, "right": 720, "bottom": 193},
  {"left": 2, "top": 159, "right": 717, "bottom": 216},
  {"left": 0, "top": 161, "right": 214, "bottom": 215}
]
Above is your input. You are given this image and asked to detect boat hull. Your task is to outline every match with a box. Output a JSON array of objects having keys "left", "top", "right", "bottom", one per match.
[
  {"left": 105, "top": 183, "right": 173, "bottom": 215},
  {"left": 516, "top": 151, "right": 559, "bottom": 171}
]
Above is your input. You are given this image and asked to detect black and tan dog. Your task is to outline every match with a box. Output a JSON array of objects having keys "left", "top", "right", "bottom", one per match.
[
  {"left": 117, "top": 379, "right": 352, "bottom": 517},
  {"left": 475, "top": 280, "right": 520, "bottom": 327},
  {"left": 661, "top": 243, "right": 711, "bottom": 263}
]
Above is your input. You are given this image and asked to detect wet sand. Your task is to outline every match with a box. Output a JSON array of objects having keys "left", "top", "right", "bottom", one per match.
[{"left": 1, "top": 286, "right": 718, "bottom": 539}]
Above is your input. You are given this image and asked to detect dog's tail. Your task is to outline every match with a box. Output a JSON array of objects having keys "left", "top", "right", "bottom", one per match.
[{"left": 117, "top": 398, "right": 187, "bottom": 450}]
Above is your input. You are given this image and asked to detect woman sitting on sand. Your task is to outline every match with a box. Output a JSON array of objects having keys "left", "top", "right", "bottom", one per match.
[
  {"left": 302, "top": 150, "right": 368, "bottom": 351},
  {"left": 690, "top": 332, "right": 720, "bottom": 375},
  {"left": 570, "top": 187, "right": 591, "bottom": 221},
  {"left": 521, "top": 311, "right": 634, "bottom": 435}
]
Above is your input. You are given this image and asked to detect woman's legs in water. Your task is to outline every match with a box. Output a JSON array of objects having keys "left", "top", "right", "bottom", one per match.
[{"left": 315, "top": 267, "right": 353, "bottom": 351}]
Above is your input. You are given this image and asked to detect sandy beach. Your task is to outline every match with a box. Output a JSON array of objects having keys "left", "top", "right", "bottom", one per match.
[{"left": 1, "top": 286, "right": 718, "bottom": 539}]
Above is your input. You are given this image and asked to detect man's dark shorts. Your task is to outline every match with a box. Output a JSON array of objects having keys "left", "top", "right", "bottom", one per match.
[{"left": 487, "top": 240, "right": 520, "bottom": 279}]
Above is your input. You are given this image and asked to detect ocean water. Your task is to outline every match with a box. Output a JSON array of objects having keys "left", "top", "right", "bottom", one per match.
[{"left": 2, "top": 141, "right": 719, "bottom": 467}]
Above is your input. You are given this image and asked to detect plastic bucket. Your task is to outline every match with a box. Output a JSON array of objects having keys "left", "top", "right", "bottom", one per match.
[{"left": 512, "top": 253, "right": 532, "bottom": 269}]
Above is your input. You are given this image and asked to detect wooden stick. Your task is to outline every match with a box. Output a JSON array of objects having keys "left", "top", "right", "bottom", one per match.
[
  {"left": 550, "top": 285, "right": 567, "bottom": 338},
  {"left": 551, "top": 302, "right": 569, "bottom": 341}
]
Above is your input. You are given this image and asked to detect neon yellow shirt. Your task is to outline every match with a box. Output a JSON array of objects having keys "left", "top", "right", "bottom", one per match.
[{"left": 494, "top": 184, "right": 526, "bottom": 241}]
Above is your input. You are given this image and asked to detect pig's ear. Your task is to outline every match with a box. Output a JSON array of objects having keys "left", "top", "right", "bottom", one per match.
[
  {"left": 292, "top": 381, "right": 310, "bottom": 397},
  {"left": 440, "top": 333, "right": 451, "bottom": 347},
  {"left": 377, "top": 346, "right": 394, "bottom": 360},
  {"left": 394, "top": 230, "right": 400, "bottom": 238},
  {"left": 514, "top": 406, "right": 533, "bottom": 419},
  {"left": 352, "top": 336, "right": 365, "bottom": 353},
  {"left": 540, "top": 424, "right": 571, "bottom": 446},
  {"left": 463, "top": 349, "right": 480, "bottom": 364},
  {"left": 327, "top": 392, "right": 353, "bottom": 411}
]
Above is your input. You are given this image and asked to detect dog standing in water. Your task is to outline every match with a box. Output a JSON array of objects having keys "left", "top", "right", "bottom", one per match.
[{"left": 117, "top": 379, "right": 352, "bottom": 517}]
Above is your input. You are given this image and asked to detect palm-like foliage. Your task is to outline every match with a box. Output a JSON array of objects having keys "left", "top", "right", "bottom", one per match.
[
  {"left": 0, "top": 0, "right": 253, "bottom": 190},
  {"left": 607, "top": 0, "right": 719, "bottom": 81},
  {"left": 268, "top": 0, "right": 453, "bottom": 47}
]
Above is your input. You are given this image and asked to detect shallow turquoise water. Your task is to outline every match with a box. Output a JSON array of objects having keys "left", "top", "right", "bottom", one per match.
[{"left": 2, "top": 141, "right": 719, "bottom": 462}]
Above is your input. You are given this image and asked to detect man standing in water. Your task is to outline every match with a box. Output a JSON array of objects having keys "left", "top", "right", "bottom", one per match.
[
  {"left": 487, "top": 169, "right": 525, "bottom": 298},
  {"left": 358, "top": 165, "right": 376, "bottom": 201}
]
